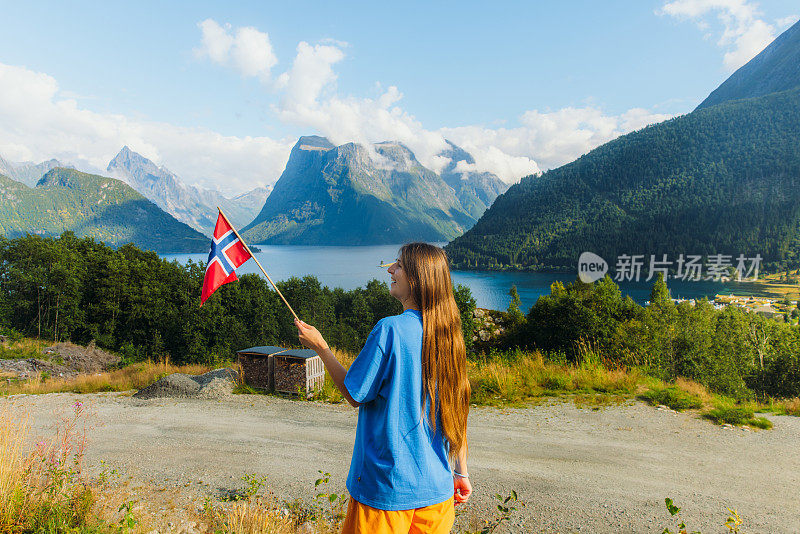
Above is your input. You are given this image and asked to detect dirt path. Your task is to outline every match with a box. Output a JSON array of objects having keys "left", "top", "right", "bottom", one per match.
[{"left": 15, "top": 392, "right": 800, "bottom": 533}]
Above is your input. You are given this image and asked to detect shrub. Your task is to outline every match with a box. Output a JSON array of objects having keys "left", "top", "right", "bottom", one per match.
[
  {"left": 748, "top": 417, "right": 774, "bottom": 430},
  {"left": 702, "top": 401, "right": 773, "bottom": 429},
  {"left": 703, "top": 405, "right": 754, "bottom": 425},
  {"left": 639, "top": 387, "right": 703, "bottom": 411}
]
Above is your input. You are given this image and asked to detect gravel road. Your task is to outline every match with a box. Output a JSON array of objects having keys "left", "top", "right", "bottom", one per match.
[{"left": 14, "top": 392, "right": 800, "bottom": 533}]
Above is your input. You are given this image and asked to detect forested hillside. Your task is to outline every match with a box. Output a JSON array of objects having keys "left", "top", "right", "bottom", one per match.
[
  {"left": 0, "top": 168, "right": 208, "bottom": 253},
  {"left": 446, "top": 86, "right": 800, "bottom": 272}
]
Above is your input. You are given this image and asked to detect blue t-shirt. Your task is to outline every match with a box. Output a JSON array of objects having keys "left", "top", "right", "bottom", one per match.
[{"left": 343, "top": 308, "right": 452, "bottom": 510}]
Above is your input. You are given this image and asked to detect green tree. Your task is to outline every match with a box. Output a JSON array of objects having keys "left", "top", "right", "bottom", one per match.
[
  {"left": 453, "top": 284, "right": 476, "bottom": 353},
  {"left": 506, "top": 285, "right": 524, "bottom": 325},
  {"left": 649, "top": 273, "right": 671, "bottom": 307}
]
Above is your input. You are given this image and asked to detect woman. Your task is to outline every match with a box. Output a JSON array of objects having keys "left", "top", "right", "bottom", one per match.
[{"left": 295, "top": 242, "right": 472, "bottom": 534}]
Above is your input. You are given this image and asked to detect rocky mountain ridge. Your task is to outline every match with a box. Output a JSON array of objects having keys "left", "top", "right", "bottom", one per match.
[
  {"left": 107, "top": 146, "right": 270, "bottom": 234},
  {"left": 242, "top": 136, "right": 507, "bottom": 245}
]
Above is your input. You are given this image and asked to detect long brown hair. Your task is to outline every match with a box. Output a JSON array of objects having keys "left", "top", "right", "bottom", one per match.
[{"left": 399, "top": 242, "right": 470, "bottom": 460}]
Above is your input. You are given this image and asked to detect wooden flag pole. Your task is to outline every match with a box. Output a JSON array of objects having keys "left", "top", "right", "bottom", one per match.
[{"left": 217, "top": 207, "right": 300, "bottom": 322}]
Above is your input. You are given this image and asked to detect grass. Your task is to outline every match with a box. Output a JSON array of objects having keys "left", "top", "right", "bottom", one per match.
[
  {"left": 637, "top": 377, "right": 777, "bottom": 430},
  {"left": 0, "top": 337, "right": 47, "bottom": 361},
  {"left": 319, "top": 349, "right": 354, "bottom": 404},
  {"left": 702, "top": 399, "right": 774, "bottom": 429},
  {"left": 638, "top": 386, "right": 703, "bottom": 411},
  {"left": 205, "top": 498, "right": 296, "bottom": 534},
  {"left": 228, "top": 346, "right": 645, "bottom": 410},
  {"left": 742, "top": 269, "right": 800, "bottom": 300},
  {"left": 466, "top": 351, "right": 642, "bottom": 408},
  {"left": 756, "top": 396, "right": 800, "bottom": 416},
  {"left": 0, "top": 358, "right": 213, "bottom": 396}
]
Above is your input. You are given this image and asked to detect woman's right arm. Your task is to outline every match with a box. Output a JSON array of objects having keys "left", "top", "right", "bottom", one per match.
[{"left": 295, "top": 318, "right": 360, "bottom": 407}]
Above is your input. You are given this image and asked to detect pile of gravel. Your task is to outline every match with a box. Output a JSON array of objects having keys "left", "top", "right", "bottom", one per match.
[
  {"left": 133, "top": 368, "right": 238, "bottom": 400},
  {"left": 0, "top": 340, "right": 122, "bottom": 380}
]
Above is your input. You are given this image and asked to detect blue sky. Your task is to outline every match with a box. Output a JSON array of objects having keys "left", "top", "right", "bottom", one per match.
[{"left": 0, "top": 0, "right": 797, "bottom": 194}]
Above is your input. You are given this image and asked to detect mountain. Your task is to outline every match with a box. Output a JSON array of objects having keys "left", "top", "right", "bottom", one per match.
[
  {"left": 445, "top": 22, "right": 800, "bottom": 272},
  {"left": 232, "top": 186, "right": 271, "bottom": 213},
  {"left": 438, "top": 140, "right": 509, "bottom": 219},
  {"left": 0, "top": 168, "right": 208, "bottom": 253},
  {"left": 242, "top": 136, "right": 476, "bottom": 245},
  {"left": 0, "top": 155, "right": 74, "bottom": 187},
  {"left": 697, "top": 18, "right": 800, "bottom": 109},
  {"left": 107, "top": 147, "right": 265, "bottom": 234}
]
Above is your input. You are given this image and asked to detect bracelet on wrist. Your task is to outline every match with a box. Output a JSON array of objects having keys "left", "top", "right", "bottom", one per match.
[{"left": 453, "top": 470, "right": 469, "bottom": 479}]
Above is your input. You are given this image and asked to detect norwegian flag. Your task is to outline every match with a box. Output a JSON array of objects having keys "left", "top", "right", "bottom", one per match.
[{"left": 201, "top": 212, "right": 252, "bottom": 305}]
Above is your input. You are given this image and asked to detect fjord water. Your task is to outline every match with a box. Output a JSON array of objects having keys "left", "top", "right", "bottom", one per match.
[{"left": 163, "top": 244, "right": 753, "bottom": 313}]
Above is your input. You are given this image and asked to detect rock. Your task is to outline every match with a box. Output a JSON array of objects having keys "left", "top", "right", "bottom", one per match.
[{"left": 133, "top": 368, "right": 238, "bottom": 400}]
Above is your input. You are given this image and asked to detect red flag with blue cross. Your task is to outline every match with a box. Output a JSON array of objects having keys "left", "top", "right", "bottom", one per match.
[{"left": 201, "top": 212, "right": 252, "bottom": 305}]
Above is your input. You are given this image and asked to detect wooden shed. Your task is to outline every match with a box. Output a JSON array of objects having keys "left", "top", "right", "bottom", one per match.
[
  {"left": 273, "top": 349, "right": 325, "bottom": 396},
  {"left": 236, "top": 346, "right": 288, "bottom": 391}
]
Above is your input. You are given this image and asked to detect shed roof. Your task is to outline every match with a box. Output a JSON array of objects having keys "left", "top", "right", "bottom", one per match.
[
  {"left": 274, "top": 349, "right": 318, "bottom": 359},
  {"left": 237, "top": 346, "right": 288, "bottom": 356}
]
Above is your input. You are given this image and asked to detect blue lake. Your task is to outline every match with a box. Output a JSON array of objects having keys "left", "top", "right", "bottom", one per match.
[{"left": 163, "top": 244, "right": 763, "bottom": 313}]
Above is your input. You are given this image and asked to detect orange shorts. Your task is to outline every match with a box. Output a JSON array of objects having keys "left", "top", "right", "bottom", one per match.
[{"left": 340, "top": 496, "right": 455, "bottom": 534}]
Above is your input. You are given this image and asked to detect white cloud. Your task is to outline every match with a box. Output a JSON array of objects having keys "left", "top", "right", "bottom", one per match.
[
  {"left": 196, "top": 19, "right": 233, "bottom": 64},
  {"left": 776, "top": 14, "right": 799, "bottom": 29},
  {"left": 453, "top": 147, "right": 540, "bottom": 181},
  {"left": 275, "top": 82, "right": 450, "bottom": 174},
  {"left": 271, "top": 72, "right": 670, "bottom": 182},
  {"left": 0, "top": 142, "right": 33, "bottom": 162},
  {"left": 275, "top": 41, "right": 346, "bottom": 112},
  {"left": 658, "top": 0, "right": 784, "bottom": 71},
  {"left": 0, "top": 62, "right": 292, "bottom": 195},
  {"left": 441, "top": 106, "right": 671, "bottom": 175},
  {"left": 195, "top": 19, "right": 278, "bottom": 80},
  {"left": 265, "top": 30, "right": 673, "bottom": 182},
  {"left": 189, "top": 21, "right": 675, "bottom": 184}
]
